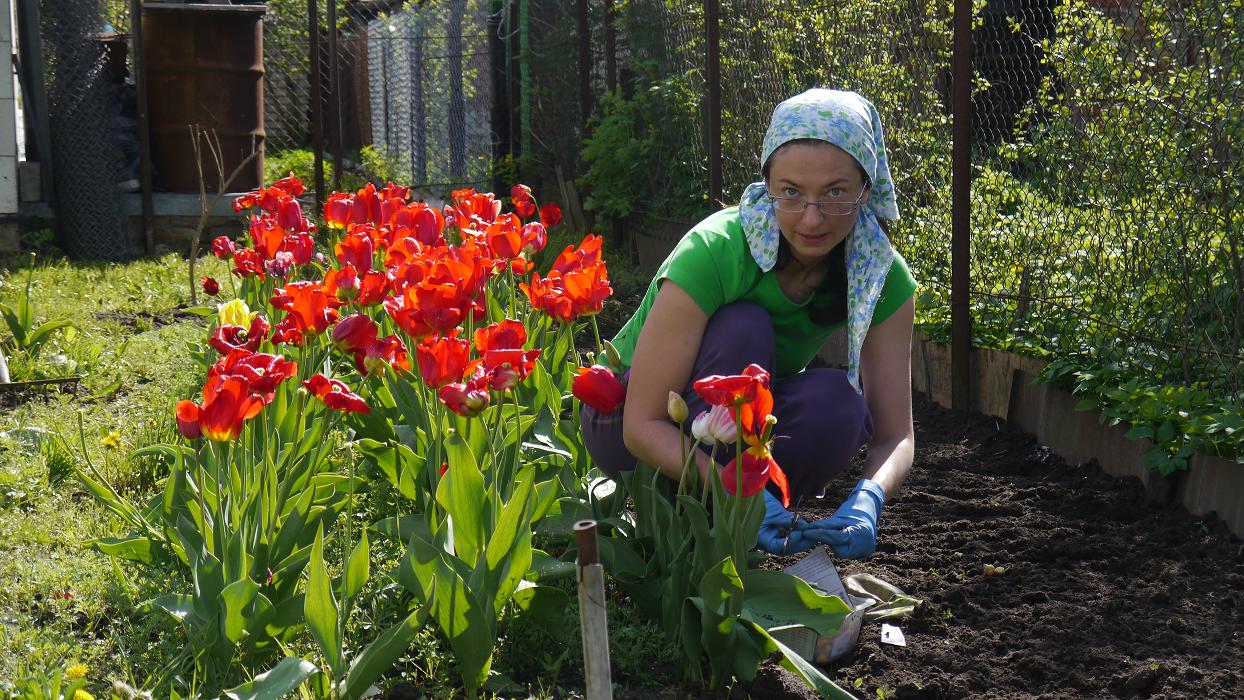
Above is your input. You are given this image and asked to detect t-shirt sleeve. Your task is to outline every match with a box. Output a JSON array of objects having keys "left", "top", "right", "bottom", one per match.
[
  {"left": 870, "top": 250, "right": 918, "bottom": 326},
  {"left": 656, "top": 219, "right": 749, "bottom": 317}
]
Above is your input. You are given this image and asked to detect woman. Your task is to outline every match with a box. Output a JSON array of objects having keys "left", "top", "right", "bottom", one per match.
[{"left": 581, "top": 89, "right": 916, "bottom": 558}]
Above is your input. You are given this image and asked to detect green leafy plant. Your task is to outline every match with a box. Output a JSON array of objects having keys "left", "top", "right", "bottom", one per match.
[{"left": 1, "top": 254, "right": 76, "bottom": 363}]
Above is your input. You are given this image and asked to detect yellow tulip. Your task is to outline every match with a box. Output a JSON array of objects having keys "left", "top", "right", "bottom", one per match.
[{"left": 218, "top": 299, "right": 254, "bottom": 328}]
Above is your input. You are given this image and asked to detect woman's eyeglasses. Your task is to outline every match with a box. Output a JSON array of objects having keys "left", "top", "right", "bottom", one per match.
[{"left": 767, "top": 184, "right": 868, "bottom": 216}]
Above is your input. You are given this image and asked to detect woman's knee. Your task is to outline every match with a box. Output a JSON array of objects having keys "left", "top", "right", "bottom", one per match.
[
  {"left": 697, "top": 302, "right": 776, "bottom": 373},
  {"left": 578, "top": 402, "right": 637, "bottom": 479}
]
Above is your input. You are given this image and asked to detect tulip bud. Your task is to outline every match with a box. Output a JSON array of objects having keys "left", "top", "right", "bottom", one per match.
[
  {"left": 604, "top": 340, "right": 623, "bottom": 371},
  {"left": 667, "top": 391, "right": 689, "bottom": 424},
  {"left": 691, "top": 404, "right": 737, "bottom": 446}
]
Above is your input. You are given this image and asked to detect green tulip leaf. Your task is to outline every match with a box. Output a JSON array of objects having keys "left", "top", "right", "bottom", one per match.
[
  {"left": 398, "top": 532, "right": 495, "bottom": 693},
  {"left": 342, "top": 529, "right": 370, "bottom": 603},
  {"left": 743, "top": 620, "right": 858, "bottom": 700},
  {"left": 740, "top": 569, "right": 851, "bottom": 637},
  {"left": 338, "top": 607, "right": 428, "bottom": 700},
  {"left": 437, "top": 433, "right": 486, "bottom": 562},
  {"left": 223, "top": 656, "right": 318, "bottom": 700},
  {"left": 304, "top": 526, "right": 342, "bottom": 672}
]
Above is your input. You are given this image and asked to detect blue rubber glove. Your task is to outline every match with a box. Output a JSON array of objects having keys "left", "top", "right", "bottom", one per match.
[
  {"left": 757, "top": 491, "right": 816, "bottom": 555},
  {"left": 804, "top": 479, "right": 885, "bottom": 559}
]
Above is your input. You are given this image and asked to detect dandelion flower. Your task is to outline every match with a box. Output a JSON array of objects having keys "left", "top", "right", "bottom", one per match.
[
  {"left": 65, "top": 663, "right": 88, "bottom": 680},
  {"left": 101, "top": 431, "right": 123, "bottom": 451},
  {"left": 73, "top": 689, "right": 95, "bottom": 700}
]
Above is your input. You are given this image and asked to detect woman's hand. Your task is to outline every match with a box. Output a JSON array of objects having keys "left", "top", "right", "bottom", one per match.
[{"left": 621, "top": 280, "right": 713, "bottom": 482}]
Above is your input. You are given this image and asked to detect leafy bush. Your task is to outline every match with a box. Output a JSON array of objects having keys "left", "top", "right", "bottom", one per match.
[{"left": 579, "top": 74, "right": 709, "bottom": 222}]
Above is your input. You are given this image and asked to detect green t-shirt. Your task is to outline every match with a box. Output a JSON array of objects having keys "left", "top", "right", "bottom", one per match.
[{"left": 612, "top": 206, "right": 917, "bottom": 379}]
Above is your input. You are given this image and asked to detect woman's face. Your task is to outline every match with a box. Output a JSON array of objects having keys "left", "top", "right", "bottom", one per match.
[{"left": 765, "top": 141, "right": 869, "bottom": 267}]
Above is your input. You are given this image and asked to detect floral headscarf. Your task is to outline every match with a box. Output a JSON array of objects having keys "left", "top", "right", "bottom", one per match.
[{"left": 738, "top": 89, "right": 899, "bottom": 394}]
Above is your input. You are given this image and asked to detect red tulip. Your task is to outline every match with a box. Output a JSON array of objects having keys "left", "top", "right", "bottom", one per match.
[
  {"left": 693, "top": 363, "right": 768, "bottom": 408},
  {"left": 379, "top": 181, "right": 410, "bottom": 201},
  {"left": 561, "top": 265, "right": 613, "bottom": 317},
  {"left": 271, "top": 173, "right": 305, "bottom": 197},
  {"left": 211, "top": 236, "right": 237, "bottom": 259},
  {"left": 332, "top": 313, "right": 379, "bottom": 354},
  {"left": 209, "top": 316, "right": 269, "bottom": 355},
  {"left": 438, "top": 369, "right": 491, "bottom": 417},
  {"left": 271, "top": 281, "right": 340, "bottom": 345},
  {"left": 324, "top": 192, "right": 354, "bottom": 229},
  {"left": 485, "top": 213, "right": 524, "bottom": 260},
  {"left": 275, "top": 197, "right": 308, "bottom": 233},
  {"left": 175, "top": 400, "right": 203, "bottom": 440},
  {"left": 201, "top": 276, "right": 220, "bottom": 297},
  {"left": 335, "top": 231, "right": 375, "bottom": 272},
  {"left": 231, "top": 248, "right": 265, "bottom": 279},
  {"left": 389, "top": 202, "right": 445, "bottom": 245},
  {"left": 177, "top": 375, "right": 265, "bottom": 442},
  {"left": 451, "top": 188, "right": 501, "bottom": 229},
  {"left": 539, "top": 202, "right": 563, "bottom": 228},
  {"left": 383, "top": 290, "right": 434, "bottom": 341},
  {"left": 473, "top": 319, "right": 526, "bottom": 353},
  {"left": 352, "top": 183, "right": 384, "bottom": 225},
  {"left": 415, "top": 334, "right": 477, "bottom": 389},
  {"left": 550, "top": 234, "right": 604, "bottom": 276},
  {"left": 210, "top": 350, "right": 298, "bottom": 404},
  {"left": 482, "top": 348, "right": 540, "bottom": 391},
  {"left": 519, "top": 274, "right": 577, "bottom": 324},
  {"left": 511, "top": 184, "right": 536, "bottom": 218},
  {"left": 520, "top": 222, "right": 547, "bottom": 256},
  {"left": 721, "top": 445, "right": 790, "bottom": 506},
  {"left": 303, "top": 374, "right": 370, "bottom": 414},
  {"left": 358, "top": 335, "right": 411, "bottom": 376},
  {"left": 572, "top": 365, "right": 626, "bottom": 415}
]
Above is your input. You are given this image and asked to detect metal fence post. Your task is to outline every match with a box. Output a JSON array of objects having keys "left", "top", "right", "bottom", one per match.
[
  {"left": 604, "top": 0, "right": 616, "bottom": 93},
  {"left": 327, "top": 0, "right": 342, "bottom": 191},
  {"left": 309, "top": 0, "right": 324, "bottom": 206},
  {"left": 489, "top": 0, "right": 508, "bottom": 193},
  {"left": 129, "top": 0, "right": 154, "bottom": 255},
  {"left": 705, "top": 0, "right": 721, "bottom": 207},
  {"left": 577, "top": 0, "right": 591, "bottom": 132},
  {"left": 951, "top": 0, "right": 973, "bottom": 411}
]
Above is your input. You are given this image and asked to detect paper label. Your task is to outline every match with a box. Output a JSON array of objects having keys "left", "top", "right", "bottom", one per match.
[
  {"left": 769, "top": 547, "right": 868, "bottom": 664},
  {"left": 880, "top": 623, "right": 906, "bottom": 647}
]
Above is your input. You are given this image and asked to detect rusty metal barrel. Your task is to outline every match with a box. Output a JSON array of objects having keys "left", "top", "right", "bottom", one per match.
[{"left": 142, "top": 2, "right": 265, "bottom": 192}]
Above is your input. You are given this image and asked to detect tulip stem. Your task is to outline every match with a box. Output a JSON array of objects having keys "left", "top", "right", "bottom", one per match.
[
  {"left": 589, "top": 314, "right": 603, "bottom": 357},
  {"left": 506, "top": 265, "right": 517, "bottom": 318},
  {"left": 733, "top": 408, "right": 744, "bottom": 524}
]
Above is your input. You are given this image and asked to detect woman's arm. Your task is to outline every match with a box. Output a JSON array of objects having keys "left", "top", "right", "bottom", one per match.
[
  {"left": 858, "top": 295, "right": 916, "bottom": 498},
  {"left": 621, "top": 280, "right": 715, "bottom": 482}
]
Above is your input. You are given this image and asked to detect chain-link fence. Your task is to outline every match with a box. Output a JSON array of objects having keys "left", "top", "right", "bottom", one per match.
[
  {"left": 36, "top": 0, "right": 131, "bottom": 259},
  {"left": 963, "top": 0, "right": 1244, "bottom": 399},
  {"left": 263, "top": 0, "right": 498, "bottom": 198},
  {"left": 562, "top": 0, "right": 1243, "bottom": 407}
]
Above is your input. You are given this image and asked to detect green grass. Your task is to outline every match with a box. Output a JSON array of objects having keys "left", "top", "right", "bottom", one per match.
[{"left": 0, "top": 253, "right": 225, "bottom": 692}]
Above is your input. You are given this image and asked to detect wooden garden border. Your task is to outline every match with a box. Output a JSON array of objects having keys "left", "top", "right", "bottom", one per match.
[{"left": 909, "top": 332, "right": 1244, "bottom": 539}]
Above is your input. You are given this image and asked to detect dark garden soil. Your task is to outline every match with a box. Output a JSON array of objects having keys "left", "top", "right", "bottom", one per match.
[{"left": 616, "top": 392, "right": 1244, "bottom": 700}]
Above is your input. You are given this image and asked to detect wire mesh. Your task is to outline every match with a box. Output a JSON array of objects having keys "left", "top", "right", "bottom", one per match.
[
  {"left": 340, "top": 0, "right": 496, "bottom": 195},
  {"left": 964, "top": 0, "right": 1244, "bottom": 396},
  {"left": 262, "top": 0, "right": 498, "bottom": 197},
  {"left": 38, "top": 0, "right": 131, "bottom": 259},
  {"left": 263, "top": 6, "right": 313, "bottom": 155},
  {"left": 565, "top": 0, "right": 1242, "bottom": 402}
]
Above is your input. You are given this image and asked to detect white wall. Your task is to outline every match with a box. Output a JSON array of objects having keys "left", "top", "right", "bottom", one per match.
[{"left": 0, "top": 0, "right": 17, "bottom": 215}]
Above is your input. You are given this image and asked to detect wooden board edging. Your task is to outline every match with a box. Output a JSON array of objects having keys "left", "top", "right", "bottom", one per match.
[{"left": 909, "top": 332, "right": 1244, "bottom": 539}]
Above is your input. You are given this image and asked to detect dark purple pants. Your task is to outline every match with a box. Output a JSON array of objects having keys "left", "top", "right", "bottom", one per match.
[{"left": 579, "top": 301, "right": 874, "bottom": 505}]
